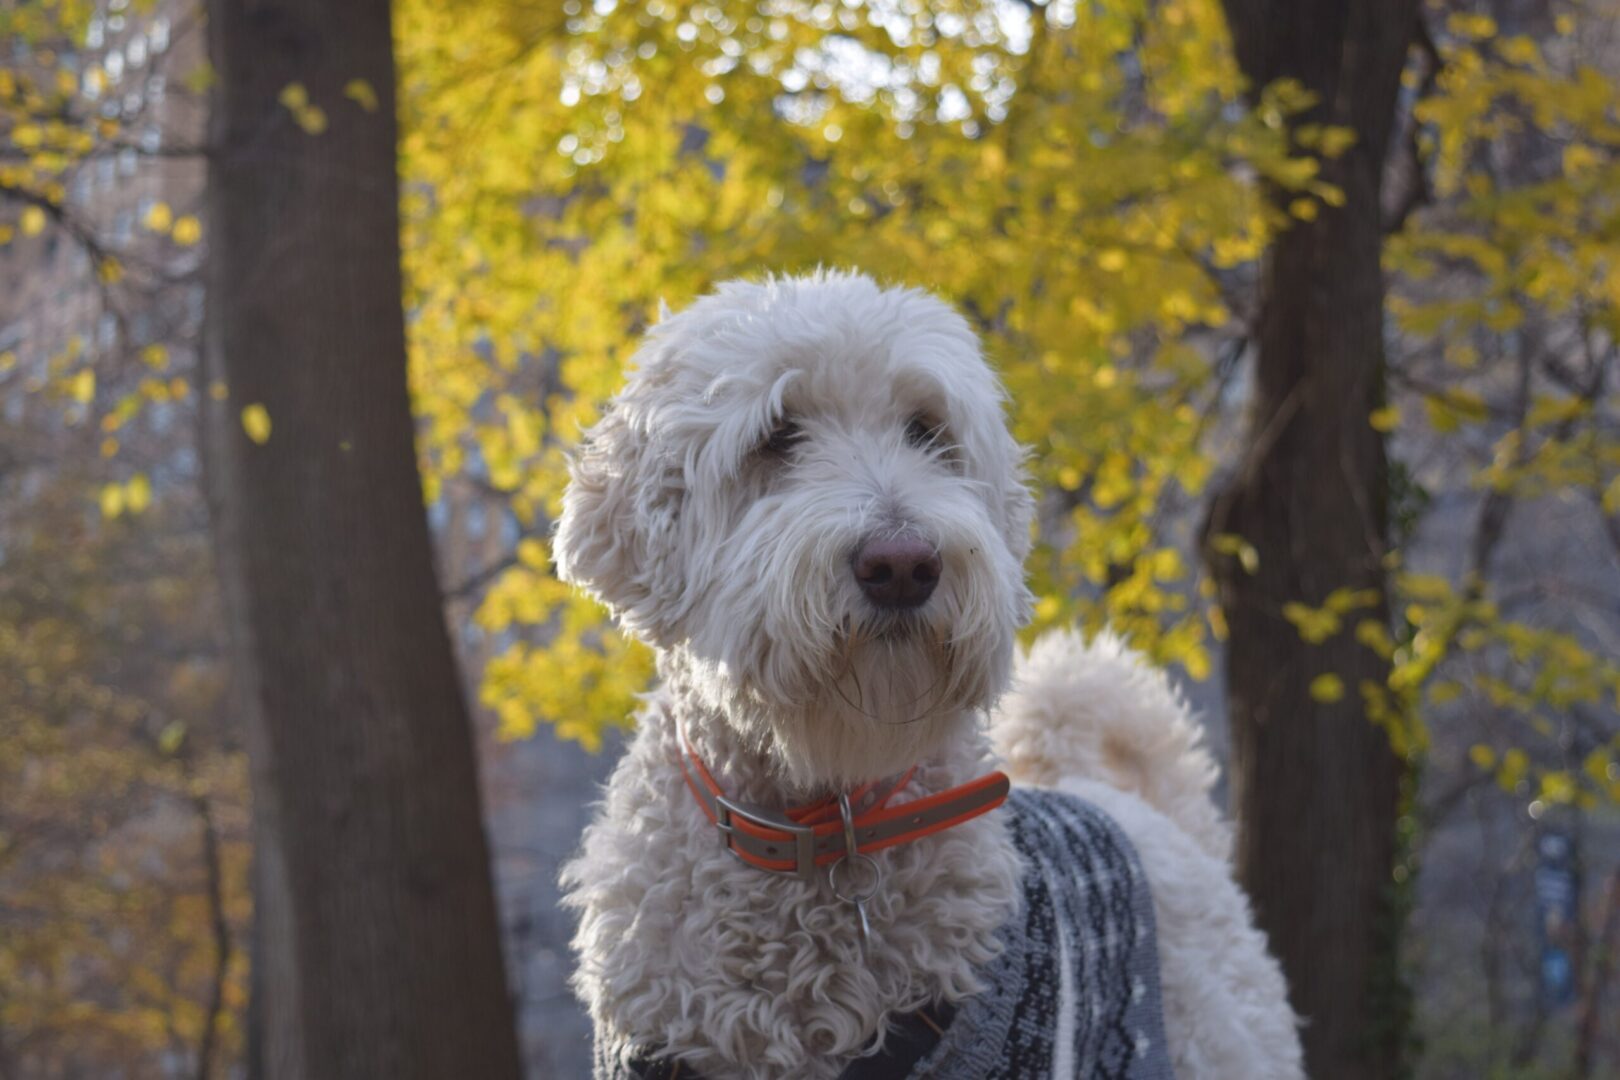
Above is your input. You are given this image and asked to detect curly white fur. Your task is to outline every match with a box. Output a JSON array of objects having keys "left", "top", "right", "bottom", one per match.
[
  {"left": 991, "top": 629, "right": 1231, "bottom": 863},
  {"left": 556, "top": 271, "right": 1302, "bottom": 1079}
]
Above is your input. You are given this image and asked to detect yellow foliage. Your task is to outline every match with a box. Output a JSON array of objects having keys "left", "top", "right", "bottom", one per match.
[
  {"left": 391, "top": 0, "right": 1310, "bottom": 745},
  {"left": 367, "top": 0, "right": 1620, "bottom": 784}
]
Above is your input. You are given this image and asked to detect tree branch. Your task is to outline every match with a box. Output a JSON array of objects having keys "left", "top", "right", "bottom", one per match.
[{"left": 1385, "top": 12, "right": 1442, "bottom": 235}]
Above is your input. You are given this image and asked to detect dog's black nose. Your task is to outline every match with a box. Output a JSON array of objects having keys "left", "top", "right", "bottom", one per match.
[{"left": 853, "top": 537, "right": 941, "bottom": 610}]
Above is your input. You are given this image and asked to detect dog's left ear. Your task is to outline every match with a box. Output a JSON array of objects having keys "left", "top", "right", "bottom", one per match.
[{"left": 554, "top": 382, "right": 686, "bottom": 645}]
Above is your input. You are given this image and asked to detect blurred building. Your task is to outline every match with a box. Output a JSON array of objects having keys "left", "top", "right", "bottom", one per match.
[{"left": 0, "top": 0, "right": 206, "bottom": 388}]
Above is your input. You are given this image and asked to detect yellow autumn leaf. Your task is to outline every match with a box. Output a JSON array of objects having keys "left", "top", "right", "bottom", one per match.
[
  {"left": 1498, "top": 749, "right": 1529, "bottom": 791},
  {"left": 20, "top": 206, "right": 47, "bottom": 237},
  {"left": 1601, "top": 475, "right": 1620, "bottom": 516},
  {"left": 1447, "top": 13, "right": 1497, "bottom": 39},
  {"left": 171, "top": 216, "right": 202, "bottom": 245},
  {"left": 1309, "top": 673, "right": 1345, "bottom": 703},
  {"left": 1283, "top": 602, "right": 1340, "bottom": 644},
  {"left": 69, "top": 368, "right": 95, "bottom": 405},
  {"left": 241, "top": 403, "right": 273, "bottom": 444},
  {"left": 143, "top": 202, "right": 174, "bottom": 232},
  {"left": 125, "top": 473, "right": 152, "bottom": 514},
  {"left": 1209, "top": 533, "right": 1260, "bottom": 574},
  {"left": 1369, "top": 405, "right": 1399, "bottom": 432},
  {"left": 295, "top": 105, "right": 329, "bottom": 135},
  {"left": 99, "top": 483, "right": 126, "bottom": 519},
  {"left": 516, "top": 537, "right": 549, "bottom": 569},
  {"left": 1316, "top": 127, "right": 1356, "bottom": 158},
  {"left": 344, "top": 78, "right": 380, "bottom": 112}
]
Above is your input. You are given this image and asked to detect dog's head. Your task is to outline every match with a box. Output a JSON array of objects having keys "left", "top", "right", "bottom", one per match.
[{"left": 555, "top": 271, "right": 1034, "bottom": 785}]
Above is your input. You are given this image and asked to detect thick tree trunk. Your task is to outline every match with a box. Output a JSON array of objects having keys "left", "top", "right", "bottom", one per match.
[
  {"left": 202, "top": 2, "right": 522, "bottom": 1077},
  {"left": 1205, "top": 3, "right": 1419, "bottom": 1078}
]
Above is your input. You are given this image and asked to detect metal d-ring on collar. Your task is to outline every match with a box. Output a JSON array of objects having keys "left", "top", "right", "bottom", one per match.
[{"left": 828, "top": 791, "right": 882, "bottom": 955}]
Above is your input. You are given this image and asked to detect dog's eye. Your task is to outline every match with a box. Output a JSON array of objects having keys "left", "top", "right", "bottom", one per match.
[
  {"left": 905, "top": 416, "right": 943, "bottom": 448},
  {"left": 763, "top": 419, "right": 805, "bottom": 457}
]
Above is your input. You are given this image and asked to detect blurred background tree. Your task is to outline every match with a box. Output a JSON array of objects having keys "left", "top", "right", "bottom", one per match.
[{"left": 3, "top": 0, "right": 1618, "bottom": 1077}]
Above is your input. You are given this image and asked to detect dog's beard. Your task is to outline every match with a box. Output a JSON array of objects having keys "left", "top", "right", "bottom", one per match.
[
  {"left": 677, "top": 487, "right": 1024, "bottom": 788},
  {"left": 677, "top": 598, "right": 1013, "bottom": 790}
]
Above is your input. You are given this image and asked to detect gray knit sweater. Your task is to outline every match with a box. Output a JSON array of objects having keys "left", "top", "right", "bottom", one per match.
[
  {"left": 907, "top": 788, "right": 1174, "bottom": 1079},
  {"left": 601, "top": 787, "right": 1175, "bottom": 1079}
]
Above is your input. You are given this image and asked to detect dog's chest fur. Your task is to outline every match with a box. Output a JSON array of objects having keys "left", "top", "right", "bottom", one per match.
[{"left": 563, "top": 691, "right": 1023, "bottom": 1080}]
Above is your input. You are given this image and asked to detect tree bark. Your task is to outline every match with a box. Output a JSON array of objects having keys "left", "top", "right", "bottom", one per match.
[
  {"left": 1204, "top": 3, "right": 1419, "bottom": 1078},
  {"left": 202, "top": 1, "right": 522, "bottom": 1076}
]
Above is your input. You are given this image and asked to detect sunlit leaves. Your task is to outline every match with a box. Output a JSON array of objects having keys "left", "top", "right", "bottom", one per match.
[
  {"left": 387, "top": 0, "right": 1620, "bottom": 799},
  {"left": 389, "top": 0, "right": 1310, "bottom": 745}
]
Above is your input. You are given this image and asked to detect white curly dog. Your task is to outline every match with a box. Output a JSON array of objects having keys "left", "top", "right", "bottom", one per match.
[{"left": 557, "top": 271, "right": 1302, "bottom": 1079}]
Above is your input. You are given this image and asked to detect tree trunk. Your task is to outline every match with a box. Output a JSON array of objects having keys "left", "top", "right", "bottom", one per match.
[
  {"left": 202, "top": 1, "right": 522, "bottom": 1076},
  {"left": 1204, "top": 3, "right": 1418, "bottom": 1077}
]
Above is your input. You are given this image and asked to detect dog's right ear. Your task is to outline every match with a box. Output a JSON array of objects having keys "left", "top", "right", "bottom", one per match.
[{"left": 553, "top": 394, "right": 685, "bottom": 646}]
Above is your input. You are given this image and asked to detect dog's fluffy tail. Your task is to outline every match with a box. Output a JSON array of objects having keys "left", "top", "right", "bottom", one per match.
[{"left": 988, "top": 629, "right": 1231, "bottom": 862}]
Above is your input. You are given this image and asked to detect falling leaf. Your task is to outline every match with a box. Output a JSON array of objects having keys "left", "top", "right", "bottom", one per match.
[
  {"left": 241, "top": 403, "right": 273, "bottom": 444},
  {"left": 20, "top": 206, "right": 47, "bottom": 236},
  {"left": 344, "top": 78, "right": 380, "bottom": 112},
  {"left": 1309, "top": 673, "right": 1345, "bottom": 703}
]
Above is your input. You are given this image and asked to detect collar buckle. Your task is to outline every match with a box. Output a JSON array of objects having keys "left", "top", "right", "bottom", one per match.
[{"left": 713, "top": 794, "right": 818, "bottom": 880}]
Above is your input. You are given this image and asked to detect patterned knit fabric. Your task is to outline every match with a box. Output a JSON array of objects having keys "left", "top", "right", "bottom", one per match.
[
  {"left": 597, "top": 787, "right": 1174, "bottom": 1079},
  {"left": 906, "top": 788, "right": 1174, "bottom": 1079}
]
